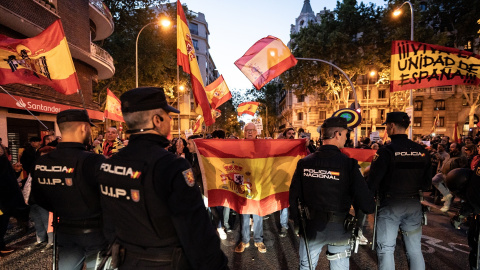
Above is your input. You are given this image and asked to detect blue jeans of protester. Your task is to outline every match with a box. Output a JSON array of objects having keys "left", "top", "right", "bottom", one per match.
[
  {"left": 29, "top": 204, "right": 53, "bottom": 244},
  {"left": 376, "top": 198, "right": 424, "bottom": 270},
  {"left": 298, "top": 222, "right": 350, "bottom": 270},
  {"left": 280, "top": 208, "right": 288, "bottom": 229},
  {"left": 241, "top": 214, "right": 263, "bottom": 243},
  {"left": 57, "top": 230, "right": 106, "bottom": 270}
]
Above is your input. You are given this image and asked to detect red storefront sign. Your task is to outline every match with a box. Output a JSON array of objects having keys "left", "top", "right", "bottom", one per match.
[{"left": 0, "top": 93, "right": 104, "bottom": 120}]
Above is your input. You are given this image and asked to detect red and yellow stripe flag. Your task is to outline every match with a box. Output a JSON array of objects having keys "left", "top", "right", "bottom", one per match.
[
  {"left": 237, "top": 101, "right": 259, "bottom": 116},
  {"left": 104, "top": 89, "right": 124, "bottom": 122},
  {"left": 195, "top": 139, "right": 308, "bottom": 216},
  {"left": 0, "top": 20, "right": 80, "bottom": 95},
  {"left": 177, "top": 1, "right": 214, "bottom": 126},
  {"left": 341, "top": 148, "right": 377, "bottom": 174},
  {"left": 234, "top": 35, "right": 298, "bottom": 90},
  {"left": 205, "top": 75, "right": 232, "bottom": 109},
  {"left": 391, "top": 40, "right": 480, "bottom": 92}
]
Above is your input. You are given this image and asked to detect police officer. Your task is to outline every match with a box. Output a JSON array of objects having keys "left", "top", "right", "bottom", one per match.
[
  {"left": 446, "top": 168, "right": 480, "bottom": 270},
  {"left": 31, "top": 109, "right": 107, "bottom": 270},
  {"left": 368, "top": 112, "right": 431, "bottom": 270},
  {"left": 289, "top": 116, "right": 375, "bottom": 270},
  {"left": 96, "top": 87, "right": 228, "bottom": 269}
]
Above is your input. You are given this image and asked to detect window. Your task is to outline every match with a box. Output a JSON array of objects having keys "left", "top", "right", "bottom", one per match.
[
  {"left": 190, "top": 102, "right": 195, "bottom": 111},
  {"left": 413, "top": 117, "right": 422, "bottom": 127},
  {"left": 463, "top": 96, "right": 469, "bottom": 106},
  {"left": 363, "top": 89, "right": 371, "bottom": 99},
  {"left": 190, "top": 23, "right": 198, "bottom": 35},
  {"left": 436, "top": 86, "right": 452, "bottom": 93},
  {"left": 434, "top": 117, "right": 445, "bottom": 127},
  {"left": 378, "top": 89, "right": 386, "bottom": 99},
  {"left": 348, "top": 91, "right": 354, "bottom": 100},
  {"left": 435, "top": 100, "right": 445, "bottom": 110},
  {"left": 192, "top": 39, "right": 199, "bottom": 50},
  {"left": 297, "top": 95, "right": 305, "bottom": 102},
  {"left": 173, "top": 118, "right": 179, "bottom": 130},
  {"left": 319, "top": 111, "right": 326, "bottom": 120},
  {"left": 379, "top": 109, "right": 385, "bottom": 121},
  {"left": 414, "top": 100, "right": 423, "bottom": 111},
  {"left": 298, "top": 112, "right": 303, "bottom": 120}
]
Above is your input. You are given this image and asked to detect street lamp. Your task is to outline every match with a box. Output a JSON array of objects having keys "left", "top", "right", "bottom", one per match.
[
  {"left": 393, "top": 1, "right": 414, "bottom": 139},
  {"left": 366, "top": 70, "right": 376, "bottom": 136},
  {"left": 135, "top": 18, "right": 171, "bottom": 88}
]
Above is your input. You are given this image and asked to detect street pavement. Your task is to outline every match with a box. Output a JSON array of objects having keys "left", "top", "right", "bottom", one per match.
[{"left": 0, "top": 196, "right": 471, "bottom": 269}]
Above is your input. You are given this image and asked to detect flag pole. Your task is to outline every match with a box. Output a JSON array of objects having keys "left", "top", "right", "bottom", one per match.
[{"left": 0, "top": 86, "right": 49, "bottom": 130}]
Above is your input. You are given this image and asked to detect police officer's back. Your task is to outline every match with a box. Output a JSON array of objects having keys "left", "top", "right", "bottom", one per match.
[
  {"left": 96, "top": 87, "right": 227, "bottom": 269},
  {"left": 31, "top": 109, "right": 106, "bottom": 270},
  {"left": 289, "top": 117, "right": 375, "bottom": 270},
  {"left": 368, "top": 112, "right": 431, "bottom": 270}
]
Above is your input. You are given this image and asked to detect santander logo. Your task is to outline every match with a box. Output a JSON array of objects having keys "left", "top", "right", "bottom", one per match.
[
  {"left": 15, "top": 98, "right": 61, "bottom": 113},
  {"left": 15, "top": 98, "right": 26, "bottom": 108}
]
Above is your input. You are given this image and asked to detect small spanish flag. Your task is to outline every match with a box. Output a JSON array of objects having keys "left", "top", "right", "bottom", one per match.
[
  {"left": 341, "top": 148, "right": 377, "bottom": 174},
  {"left": 205, "top": 75, "right": 232, "bottom": 109},
  {"left": 195, "top": 139, "right": 308, "bottom": 216},
  {"left": 237, "top": 101, "right": 259, "bottom": 116},
  {"left": 104, "top": 89, "right": 124, "bottom": 122},
  {"left": 235, "top": 35, "right": 297, "bottom": 90},
  {"left": 0, "top": 19, "right": 80, "bottom": 95}
]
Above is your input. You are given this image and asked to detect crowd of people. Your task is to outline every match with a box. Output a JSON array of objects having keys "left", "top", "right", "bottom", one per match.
[{"left": 0, "top": 87, "right": 479, "bottom": 269}]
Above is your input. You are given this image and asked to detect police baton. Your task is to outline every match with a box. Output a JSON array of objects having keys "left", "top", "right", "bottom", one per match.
[
  {"left": 298, "top": 198, "right": 313, "bottom": 270},
  {"left": 52, "top": 212, "right": 58, "bottom": 270},
  {"left": 371, "top": 194, "right": 380, "bottom": 251}
]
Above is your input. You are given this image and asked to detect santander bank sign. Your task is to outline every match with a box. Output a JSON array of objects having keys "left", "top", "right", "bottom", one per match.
[{"left": 15, "top": 98, "right": 61, "bottom": 113}]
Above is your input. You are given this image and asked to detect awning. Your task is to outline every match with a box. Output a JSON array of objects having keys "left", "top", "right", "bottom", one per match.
[{"left": 0, "top": 93, "right": 104, "bottom": 120}]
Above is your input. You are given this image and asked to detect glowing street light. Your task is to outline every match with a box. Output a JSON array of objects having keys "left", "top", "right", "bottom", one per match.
[{"left": 135, "top": 18, "right": 171, "bottom": 88}]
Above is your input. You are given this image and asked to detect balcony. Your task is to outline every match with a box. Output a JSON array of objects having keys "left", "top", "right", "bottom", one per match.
[
  {"left": 293, "top": 102, "right": 305, "bottom": 110},
  {"left": 89, "top": 43, "right": 115, "bottom": 79},
  {"left": 89, "top": 0, "right": 114, "bottom": 41},
  {"left": 293, "top": 120, "right": 304, "bottom": 127}
]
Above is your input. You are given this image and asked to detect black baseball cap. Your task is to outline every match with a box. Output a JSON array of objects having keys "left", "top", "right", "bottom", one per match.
[
  {"left": 382, "top": 112, "right": 410, "bottom": 125},
  {"left": 321, "top": 116, "right": 348, "bottom": 130},
  {"left": 120, "top": 87, "right": 180, "bottom": 114},
  {"left": 57, "top": 109, "right": 95, "bottom": 127}
]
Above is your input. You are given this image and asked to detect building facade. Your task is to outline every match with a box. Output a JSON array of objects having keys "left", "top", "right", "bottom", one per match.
[{"left": 0, "top": 0, "right": 115, "bottom": 161}]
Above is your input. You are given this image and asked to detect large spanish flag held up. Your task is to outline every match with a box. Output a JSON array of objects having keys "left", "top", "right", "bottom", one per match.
[
  {"left": 234, "top": 36, "right": 298, "bottom": 90},
  {"left": 390, "top": 40, "right": 480, "bottom": 92},
  {"left": 0, "top": 20, "right": 80, "bottom": 95},
  {"left": 104, "top": 89, "right": 124, "bottom": 122},
  {"left": 195, "top": 139, "right": 308, "bottom": 216},
  {"left": 237, "top": 101, "right": 259, "bottom": 116},
  {"left": 340, "top": 148, "right": 377, "bottom": 174},
  {"left": 205, "top": 75, "right": 232, "bottom": 109},
  {"left": 177, "top": 1, "right": 214, "bottom": 126}
]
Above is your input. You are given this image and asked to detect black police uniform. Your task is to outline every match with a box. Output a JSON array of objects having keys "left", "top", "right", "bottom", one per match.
[
  {"left": 31, "top": 110, "right": 106, "bottom": 270},
  {"left": 96, "top": 87, "right": 227, "bottom": 270},
  {"left": 289, "top": 117, "right": 375, "bottom": 270},
  {"left": 367, "top": 112, "right": 431, "bottom": 270}
]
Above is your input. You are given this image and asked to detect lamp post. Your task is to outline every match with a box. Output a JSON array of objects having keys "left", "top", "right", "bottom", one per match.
[
  {"left": 393, "top": 1, "right": 414, "bottom": 139},
  {"left": 178, "top": 85, "right": 185, "bottom": 136},
  {"left": 135, "top": 19, "right": 171, "bottom": 88},
  {"left": 366, "top": 70, "right": 376, "bottom": 137}
]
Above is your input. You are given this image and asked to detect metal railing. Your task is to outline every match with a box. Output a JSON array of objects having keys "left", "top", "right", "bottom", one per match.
[
  {"left": 90, "top": 42, "right": 115, "bottom": 72},
  {"left": 89, "top": 0, "right": 114, "bottom": 25}
]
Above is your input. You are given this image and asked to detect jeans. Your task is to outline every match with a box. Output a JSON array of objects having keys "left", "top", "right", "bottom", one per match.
[
  {"left": 214, "top": 206, "right": 231, "bottom": 229},
  {"left": 29, "top": 204, "right": 53, "bottom": 244},
  {"left": 57, "top": 230, "right": 107, "bottom": 270},
  {"left": 432, "top": 173, "right": 450, "bottom": 196},
  {"left": 376, "top": 198, "right": 424, "bottom": 270},
  {"left": 280, "top": 208, "right": 288, "bottom": 229},
  {"left": 241, "top": 214, "right": 263, "bottom": 243},
  {"left": 298, "top": 222, "right": 350, "bottom": 270}
]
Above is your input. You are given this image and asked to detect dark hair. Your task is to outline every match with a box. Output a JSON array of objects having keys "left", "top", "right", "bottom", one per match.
[
  {"left": 283, "top": 128, "right": 295, "bottom": 137},
  {"left": 187, "top": 134, "right": 202, "bottom": 140},
  {"left": 211, "top": 130, "right": 226, "bottom": 139},
  {"left": 29, "top": 136, "right": 41, "bottom": 142}
]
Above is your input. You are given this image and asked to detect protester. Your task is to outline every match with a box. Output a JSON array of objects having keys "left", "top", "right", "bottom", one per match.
[
  {"left": 94, "top": 127, "right": 124, "bottom": 157},
  {"left": 20, "top": 136, "right": 41, "bottom": 175},
  {"left": 97, "top": 87, "right": 227, "bottom": 269}
]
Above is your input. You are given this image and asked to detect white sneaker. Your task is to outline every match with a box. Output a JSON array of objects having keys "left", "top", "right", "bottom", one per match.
[
  {"left": 441, "top": 194, "right": 453, "bottom": 202},
  {"left": 441, "top": 194, "right": 453, "bottom": 212},
  {"left": 217, "top": 228, "right": 227, "bottom": 240},
  {"left": 358, "top": 229, "right": 368, "bottom": 245}
]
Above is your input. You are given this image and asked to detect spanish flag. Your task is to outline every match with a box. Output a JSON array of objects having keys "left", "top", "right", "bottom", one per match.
[
  {"left": 104, "top": 89, "right": 124, "bottom": 122},
  {"left": 237, "top": 101, "right": 259, "bottom": 116},
  {"left": 193, "top": 114, "right": 203, "bottom": 133},
  {"left": 431, "top": 112, "right": 439, "bottom": 134},
  {"left": 340, "top": 148, "right": 377, "bottom": 174},
  {"left": 234, "top": 35, "right": 298, "bottom": 90},
  {"left": 195, "top": 139, "right": 308, "bottom": 216},
  {"left": 177, "top": 1, "right": 214, "bottom": 126},
  {"left": 390, "top": 40, "right": 480, "bottom": 92},
  {"left": 205, "top": 75, "right": 231, "bottom": 109},
  {"left": 0, "top": 20, "right": 80, "bottom": 95}
]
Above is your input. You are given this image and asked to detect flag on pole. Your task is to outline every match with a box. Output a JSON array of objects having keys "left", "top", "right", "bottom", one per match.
[
  {"left": 234, "top": 35, "right": 298, "bottom": 90},
  {"left": 382, "top": 129, "right": 389, "bottom": 142},
  {"left": 431, "top": 113, "right": 439, "bottom": 134},
  {"left": 193, "top": 114, "right": 203, "bottom": 133},
  {"left": 104, "top": 89, "right": 124, "bottom": 122},
  {"left": 453, "top": 121, "right": 461, "bottom": 143},
  {"left": 177, "top": 1, "right": 214, "bottom": 126},
  {"left": 0, "top": 20, "right": 80, "bottom": 95},
  {"left": 237, "top": 101, "right": 259, "bottom": 116},
  {"left": 195, "top": 139, "right": 308, "bottom": 216},
  {"left": 205, "top": 75, "right": 232, "bottom": 109}
]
